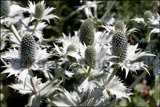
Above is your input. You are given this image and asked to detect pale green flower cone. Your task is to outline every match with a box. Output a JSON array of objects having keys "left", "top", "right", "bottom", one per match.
[
  {"left": 14, "top": 22, "right": 22, "bottom": 31},
  {"left": 67, "top": 45, "right": 77, "bottom": 62},
  {"left": 67, "top": 45, "right": 76, "bottom": 52},
  {"left": 115, "top": 21, "right": 125, "bottom": 33},
  {"left": 80, "top": 19, "right": 94, "bottom": 46},
  {"left": 85, "top": 46, "right": 96, "bottom": 68},
  {"left": 20, "top": 35, "right": 36, "bottom": 68},
  {"left": 112, "top": 32, "right": 127, "bottom": 62},
  {"left": 0, "top": 0, "right": 10, "bottom": 17},
  {"left": 34, "top": 2, "right": 45, "bottom": 19},
  {"left": 143, "top": 10, "right": 153, "bottom": 22}
]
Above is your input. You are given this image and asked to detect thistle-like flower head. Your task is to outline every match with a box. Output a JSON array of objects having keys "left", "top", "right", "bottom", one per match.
[
  {"left": 67, "top": 44, "right": 77, "bottom": 52},
  {"left": 143, "top": 10, "right": 153, "bottom": 22},
  {"left": 0, "top": 0, "right": 10, "bottom": 17},
  {"left": 27, "top": 1, "right": 59, "bottom": 22},
  {"left": 112, "top": 32, "right": 127, "bottom": 62},
  {"left": 34, "top": 2, "right": 45, "bottom": 19},
  {"left": 115, "top": 21, "right": 125, "bottom": 33},
  {"left": 20, "top": 35, "right": 36, "bottom": 68},
  {"left": 80, "top": 19, "right": 94, "bottom": 46},
  {"left": 85, "top": 46, "right": 96, "bottom": 68}
]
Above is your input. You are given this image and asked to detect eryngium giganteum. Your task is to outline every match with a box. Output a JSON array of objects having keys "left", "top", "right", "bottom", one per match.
[
  {"left": 112, "top": 32, "right": 127, "bottom": 62},
  {"left": 67, "top": 44, "right": 76, "bottom": 52},
  {"left": 143, "top": 10, "right": 153, "bottom": 22},
  {"left": 115, "top": 21, "right": 125, "bottom": 33},
  {"left": 20, "top": 35, "right": 36, "bottom": 68},
  {"left": 80, "top": 19, "right": 94, "bottom": 46},
  {"left": 0, "top": 0, "right": 10, "bottom": 17},
  {"left": 85, "top": 46, "right": 96, "bottom": 68},
  {"left": 34, "top": 2, "right": 45, "bottom": 19}
]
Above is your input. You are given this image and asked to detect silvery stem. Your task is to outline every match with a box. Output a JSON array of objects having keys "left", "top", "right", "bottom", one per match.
[{"left": 10, "top": 24, "right": 21, "bottom": 43}]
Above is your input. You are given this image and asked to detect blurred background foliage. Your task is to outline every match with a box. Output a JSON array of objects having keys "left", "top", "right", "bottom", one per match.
[{"left": 1, "top": 0, "right": 160, "bottom": 107}]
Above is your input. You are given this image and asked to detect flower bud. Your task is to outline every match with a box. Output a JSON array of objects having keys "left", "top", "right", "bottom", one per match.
[
  {"left": 115, "top": 21, "right": 125, "bottom": 33},
  {"left": 20, "top": 35, "right": 36, "bottom": 68},
  {"left": 85, "top": 46, "right": 96, "bottom": 68},
  {"left": 14, "top": 21, "right": 22, "bottom": 31},
  {"left": 34, "top": 2, "right": 45, "bottom": 19},
  {"left": 143, "top": 10, "right": 153, "bottom": 22},
  {"left": 0, "top": 0, "right": 10, "bottom": 17},
  {"left": 67, "top": 44, "right": 76, "bottom": 52},
  {"left": 80, "top": 19, "right": 94, "bottom": 46},
  {"left": 112, "top": 32, "right": 127, "bottom": 62}
]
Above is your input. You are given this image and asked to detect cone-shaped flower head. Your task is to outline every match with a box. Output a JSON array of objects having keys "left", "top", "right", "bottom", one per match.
[
  {"left": 20, "top": 35, "right": 36, "bottom": 68},
  {"left": 85, "top": 46, "right": 96, "bottom": 68},
  {"left": 14, "top": 22, "right": 22, "bottom": 31},
  {"left": 34, "top": 2, "right": 45, "bottom": 19},
  {"left": 80, "top": 19, "right": 94, "bottom": 46},
  {"left": 143, "top": 10, "right": 153, "bottom": 22},
  {"left": 115, "top": 21, "right": 125, "bottom": 33},
  {"left": 0, "top": 0, "right": 10, "bottom": 17},
  {"left": 112, "top": 32, "right": 127, "bottom": 62},
  {"left": 67, "top": 44, "right": 76, "bottom": 52}
]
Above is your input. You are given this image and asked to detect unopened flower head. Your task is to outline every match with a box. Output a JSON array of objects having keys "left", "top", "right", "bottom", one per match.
[
  {"left": 112, "top": 32, "right": 127, "bottom": 62},
  {"left": 34, "top": 2, "right": 45, "bottom": 19},
  {"left": 14, "top": 21, "right": 22, "bottom": 31},
  {"left": 20, "top": 35, "right": 36, "bottom": 68},
  {"left": 143, "top": 10, "right": 153, "bottom": 22},
  {"left": 67, "top": 44, "right": 76, "bottom": 52},
  {"left": 0, "top": 0, "right": 11, "bottom": 17},
  {"left": 85, "top": 46, "right": 96, "bottom": 68},
  {"left": 115, "top": 20, "right": 125, "bottom": 33},
  {"left": 80, "top": 19, "right": 94, "bottom": 46},
  {"left": 27, "top": 1, "right": 59, "bottom": 22}
]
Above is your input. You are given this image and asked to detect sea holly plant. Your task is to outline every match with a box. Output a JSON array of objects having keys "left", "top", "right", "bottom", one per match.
[
  {"left": 0, "top": 0, "right": 158, "bottom": 107},
  {"left": 132, "top": 10, "right": 160, "bottom": 106}
]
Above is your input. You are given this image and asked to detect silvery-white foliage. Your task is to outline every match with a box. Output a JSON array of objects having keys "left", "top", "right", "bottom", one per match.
[
  {"left": 77, "top": 1, "right": 101, "bottom": 18},
  {"left": 132, "top": 12, "right": 160, "bottom": 34}
]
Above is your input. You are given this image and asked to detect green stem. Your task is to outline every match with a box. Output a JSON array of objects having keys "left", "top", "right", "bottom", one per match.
[
  {"left": 81, "top": 66, "right": 88, "bottom": 74},
  {"left": 32, "top": 20, "right": 39, "bottom": 36},
  {"left": 129, "top": 71, "right": 147, "bottom": 89},
  {"left": 105, "top": 64, "right": 118, "bottom": 86},
  {"left": 10, "top": 24, "right": 21, "bottom": 43},
  {"left": 30, "top": 77, "right": 37, "bottom": 93},
  {"left": 1, "top": 57, "right": 8, "bottom": 66},
  {"left": 88, "top": 66, "right": 92, "bottom": 75},
  {"left": 155, "top": 75, "right": 160, "bottom": 106},
  {"left": 147, "top": 32, "right": 151, "bottom": 42}
]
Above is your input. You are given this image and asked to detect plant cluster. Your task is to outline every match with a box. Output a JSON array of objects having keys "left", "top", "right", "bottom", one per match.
[{"left": 0, "top": 0, "right": 159, "bottom": 107}]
